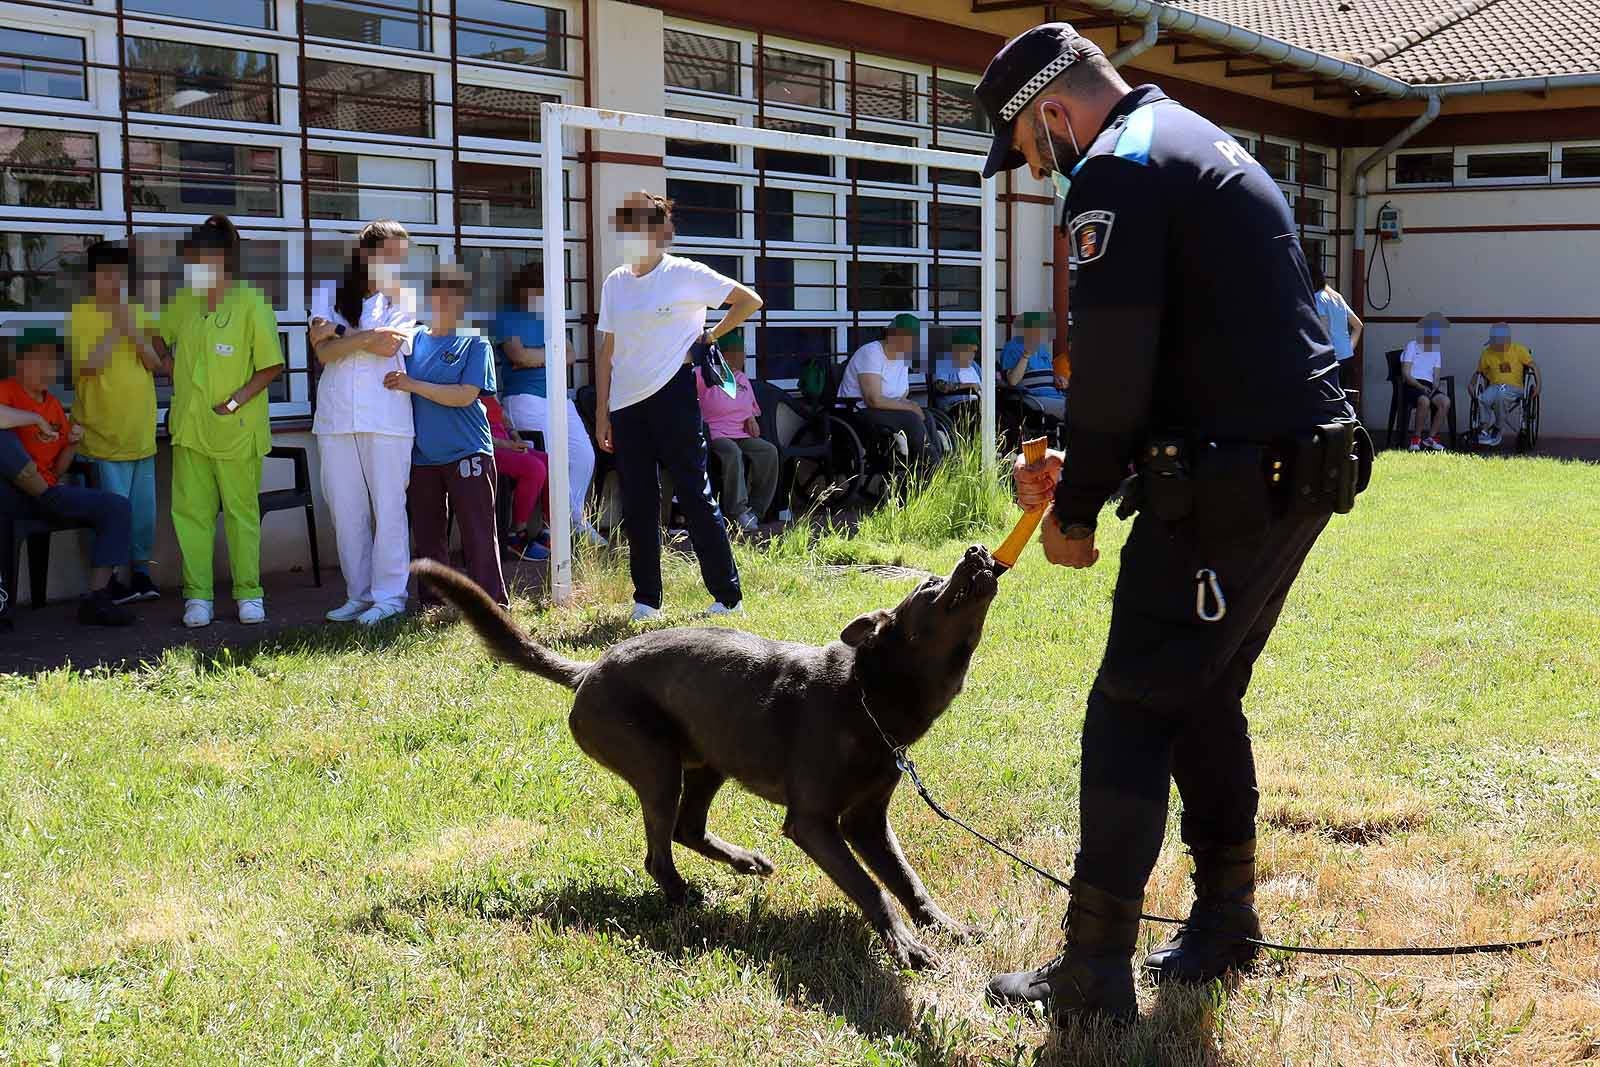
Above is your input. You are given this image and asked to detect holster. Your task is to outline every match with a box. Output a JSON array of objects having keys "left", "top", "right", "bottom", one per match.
[{"left": 1284, "top": 421, "right": 1372, "bottom": 515}]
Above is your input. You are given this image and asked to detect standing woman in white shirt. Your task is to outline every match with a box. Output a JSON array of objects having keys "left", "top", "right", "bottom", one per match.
[
  {"left": 595, "top": 191, "right": 763, "bottom": 622},
  {"left": 308, "top": 219, "right": 418, "bottom": 625}
]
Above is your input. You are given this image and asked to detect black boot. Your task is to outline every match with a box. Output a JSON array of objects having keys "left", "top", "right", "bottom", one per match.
[
  {"left": 1142, "top": 839, "right": 1262, "bottom": 985},
  {"left": 1047, "top": 879, "right": 1143, "bottom": 1025},
  {"left": 985, "top": 953, "right": 1059, "bottom": 1008}
]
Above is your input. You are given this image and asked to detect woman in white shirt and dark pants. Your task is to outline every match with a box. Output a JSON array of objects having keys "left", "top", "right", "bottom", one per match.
[
  {"left": 308, "top": 219, "right": 417, "bottom": 625},
  {"left": 595, "top": 192, "right": 763, "bottom": 622}
]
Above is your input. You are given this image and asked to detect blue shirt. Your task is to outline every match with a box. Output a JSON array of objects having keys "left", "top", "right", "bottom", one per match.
[
  {"left": 406, "top": 329, "right": 496, "bottom": 467},
  {"left": 1313, "top": 288, "right": 1354, "bottom": 361},
  {"left": 1000, "top": 337, "right": 1061, "bottom": 398},
  {"left": 492, "top": 309, "right": 546, "bottom": 397}
]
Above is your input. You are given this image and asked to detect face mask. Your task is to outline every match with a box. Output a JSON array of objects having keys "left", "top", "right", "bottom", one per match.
[
  {"left": 527, "top": 294, "right": 542, "bottom": 312},
  {"left": 1037, "top": 102, "right": 1081, "bottom": 201},
  {"left": 184, "top": 262, "right": 219, "bottom": 292},
  {"left": 371, "top": 259, "right": 401, "bottom": 289},
  {"left": 618, "top": 232, "right": 654, "bottom": 266}
]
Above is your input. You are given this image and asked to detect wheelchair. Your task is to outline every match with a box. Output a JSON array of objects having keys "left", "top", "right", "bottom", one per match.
[{"left": 1466, "top": 364, "right": 1541, "bottom": 454}]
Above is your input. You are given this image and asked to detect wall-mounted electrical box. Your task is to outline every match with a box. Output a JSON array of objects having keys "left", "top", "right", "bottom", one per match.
[{"left": 1377, "top": 204, "right": 1403, "bottom": 241}]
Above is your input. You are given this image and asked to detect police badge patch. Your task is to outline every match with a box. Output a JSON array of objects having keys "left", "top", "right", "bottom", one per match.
[{"left": 1070, "top": 210, "right": 1115, "bottom": 265}]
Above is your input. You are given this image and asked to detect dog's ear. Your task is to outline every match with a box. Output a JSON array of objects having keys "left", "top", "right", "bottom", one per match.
[{"left": 841, "top": 610, "right": 891, "bottom": 647}]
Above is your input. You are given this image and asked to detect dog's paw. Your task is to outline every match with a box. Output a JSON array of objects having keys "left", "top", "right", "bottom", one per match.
[
  {"left": 732, "top": 851, "right": 775, "bottom": 877},
  {"left": 938, "top": 920, "right": 987, "bottom": 945},
  {"left": 884, "top": 931, "right": 944, "bottom": 971}
]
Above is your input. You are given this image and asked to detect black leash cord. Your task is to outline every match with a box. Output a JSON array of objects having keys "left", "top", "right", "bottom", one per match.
[{"left": 895, "top": 754, "right": 1600, "bottom": 959}]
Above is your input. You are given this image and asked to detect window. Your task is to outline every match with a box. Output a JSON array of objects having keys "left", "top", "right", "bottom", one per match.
[
  {"left": 756, "top": 257, "right": 834, "bottom": 311},
  {"left": 757, "top": 325, "right": 832, "bottom": 381},
  {"left": 932, "top": 165, "right": 980, "bottom": 188},
  {"left": 935, "top": 80, "right": 986, "bottom": 132},
  {"left": 307, "top": 152, "right": 434, "bottom": 223},
  {"left": 304, "top": 1, "right": 430, "bottom": 51},
  {"left": 755, "top": 187, "right": 832, "bottom": 243},
  {"left": 1302, "top": 237, "right": 1327, "bottom": 280},
  {"left": 0, "top": 29, "right": 88, "bottom": 101},
  {"left": 123, "top": 39, "right": 278, "bottom": 125},
  {"left": 0, "top": 232, "right": 94, "bottom": 312},
  {"left": 457, "top": 162, "right": 540, "bottom": 229},
  {"left": 665, "top": 111, "right": 734, "bottom": 162},
  {"left": 1302, "top": 148, "right": 1330, "bottom": 189},
  {"left": 1560, "top": 146, "right": 1600, "bottom": 180},
  {"left": 677, "top": 252, "right": 740, "bottom": 282},
  {"left": 1293, "top": 194, "right": 1327, "bottom": 229},
  {"left": 933, "top": 203, "right": 979, "bottom": 252},
  {"left": 665, "top": 29, "right": 738, "bottom": 95},
  {"left": 849, "top": 131, "right": 915, "bottom": 186},
  {"left": 761, "top": 48, "right": 832, "bottom": 110},
  {"left": 129, "top": 139, "right": 280, "bottom": 216},
  {"left": 849, "top": 261, "right": 914, "bottom": 312},
  {"left": 849, "top": 196, "right": 915, "bottom": 247},
  {"left": 1255, "top": 141, "right": 1292, "bottom": 181},
  {"left": 756, "top": 118, "right": 833, "bottom": 177},
  {"left": 304, "top": 60, "right": 432, "bottom": 138},
  {"left": 456, "top": 85, "right": 556, "bottom": 143},
  {"left": 456, "top": 1, "right": 567, "bottom": 71},
  {"left": 934, "top": 264, "right": 978, "bottom": 311},
  {"left": 0, "top": 127, "right": 99, "bottom": 210},
  {"left": 1393, "top": 151, "right": 1452, "bottom": 185},
  {"left": 850, "top": 66, "right": 915, "bottom": 123},
  {"left": 125, "top": 0, "right": 274, "bottom": 29},
  {"left": 1465, "top": 150, "right": 1548, "bottom": 182},
  {"left": 665, "top": 179, "right": 739, "bottom": 239}
]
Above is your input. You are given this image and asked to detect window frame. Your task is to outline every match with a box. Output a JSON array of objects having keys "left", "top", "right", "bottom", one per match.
[
  {"left": 0, "top": 116, "right": 106, "bottom": 219},
  {"left": 1457, "top": 144, "right": 1552, "bottom": 187},
  {"left": 299, "top": 44, "right": 446, "bottom": 146}
]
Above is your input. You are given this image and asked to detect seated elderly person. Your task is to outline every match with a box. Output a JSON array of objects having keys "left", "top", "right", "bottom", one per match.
[
  {"left": 1401, "top": 312, "right": 1451, "bottom": 452},
  {"left": 697, "top": 329, "right": 778, "bottom": 533},
  {"left": 999, "top": 311, "right": 1066, "bottom": 421},
  {"left": 837, "top": 313, "right": 944, "bottom": 470},
  {"left": 1472, "top": 323, "right": 1540, "bottom": 448},
  {"left": 0, "top": 327, "right": 135, "bottom": 627},
  {"left": 931, "top": 327, "right": 983, "bottom": 419}
]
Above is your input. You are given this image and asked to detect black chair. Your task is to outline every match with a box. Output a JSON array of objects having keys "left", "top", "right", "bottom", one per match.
[
  {"left": 1384, "top": 349, "right": 1457, "bottom": 449},
  {"left": 752, "top": 376, "right": 860, "bottom": 517},
  {"left": 0, "top": 458, "right": 99, "bottom": 613},
  {"left": 258, "top": 445, "right": 321, "bottom": 586},
  {"left": 1466, "top": 363, "right": 1540, "bottom": 453}
]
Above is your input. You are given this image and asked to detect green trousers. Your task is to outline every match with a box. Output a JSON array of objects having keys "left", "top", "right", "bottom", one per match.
[{"left": 171, "top": 445, "right": 264, "bottom": 601}]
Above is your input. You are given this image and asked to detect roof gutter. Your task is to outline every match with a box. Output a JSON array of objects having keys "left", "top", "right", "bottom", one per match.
[{"left": 1108, "top": 13, "right": 1160, "bottom": 67}]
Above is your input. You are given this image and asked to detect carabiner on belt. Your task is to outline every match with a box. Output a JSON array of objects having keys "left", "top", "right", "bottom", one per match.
[{"left": 1195, "top": 568, "right": 1226, "bottom": 622}]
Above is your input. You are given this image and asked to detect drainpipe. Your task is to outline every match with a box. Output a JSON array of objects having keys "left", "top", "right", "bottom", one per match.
[
  {"left": 1350, "top": 91, "right": 1441, "bottom": 412},
  {"left": 1053, "top": 14, "right": 1161, "bottom": 373}
]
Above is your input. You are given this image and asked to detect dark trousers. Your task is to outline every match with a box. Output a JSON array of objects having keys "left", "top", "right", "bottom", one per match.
[
  {"left": 859, "top": 406, "right": 944, "bottom": 469},
  {"left": 0, "top": 429, "right": 132, "bottom": 570},
  {"left": 1075, "top": 508, "right": 1330, "bottom": 899},
  {"left": 612, "top": 365, "right": 741, "bottom": 610},
  {"left": 408, "top": 452, "right": 508, "bottom": 608}
]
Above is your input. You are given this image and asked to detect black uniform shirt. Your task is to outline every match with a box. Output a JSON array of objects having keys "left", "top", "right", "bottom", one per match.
[{"left": 1054, "top": 85, "right": 1348, "bottom": 527}]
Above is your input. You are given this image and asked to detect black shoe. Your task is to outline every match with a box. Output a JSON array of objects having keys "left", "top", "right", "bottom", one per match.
[
  {"left": 130, "top": 571, "right": 161, "bottom": 601},
  {"left": 1142, "top": 839, "right": 1262, "bottom": 985},
  {"left": 986, "top": 953, "right": 1062, "bottom": 1008},
  {"left": 105, "top": 576, "right": 141, "bottom": 605},
  {"left": 79, "top": 588, "right": 136, "bottom": 627},
  {"left": 1047, "top": 879, "right": 1143, "bottom": 1026}
]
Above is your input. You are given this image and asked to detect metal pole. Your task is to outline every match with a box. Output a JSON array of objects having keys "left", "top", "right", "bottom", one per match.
[
  {"left": 980, "top": 174, "right": 997, "bottom": 477},
  {"left": 541, "top": 103, "right": 573, "bottom": 604}
]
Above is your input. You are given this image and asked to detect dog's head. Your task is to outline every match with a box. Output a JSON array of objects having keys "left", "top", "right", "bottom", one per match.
[{"left": 840, "top": 544, "right": 999, "bottom": 673}]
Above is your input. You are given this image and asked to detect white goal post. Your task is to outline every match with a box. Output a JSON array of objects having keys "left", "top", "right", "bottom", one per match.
[{"left": 539, "top": 103, "right": 999, "bottom": 604}]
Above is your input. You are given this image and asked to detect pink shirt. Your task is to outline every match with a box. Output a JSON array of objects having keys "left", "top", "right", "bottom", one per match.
[{"left": 698, "top": 370, "right": 760, "bottom": 440}]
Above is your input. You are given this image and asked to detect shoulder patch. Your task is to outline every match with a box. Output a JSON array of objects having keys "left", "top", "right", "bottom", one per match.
[{"left": 1070, "top": 210, "right": 1115, "bottom": 265}]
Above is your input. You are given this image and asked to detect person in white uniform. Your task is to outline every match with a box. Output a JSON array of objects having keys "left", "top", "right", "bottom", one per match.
[{"left": 308, "top": 219, "right": 417, "bottom": 625}]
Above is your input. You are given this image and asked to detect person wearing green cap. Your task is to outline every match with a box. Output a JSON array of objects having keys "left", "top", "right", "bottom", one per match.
[
  {"left": 837, "top": 314, "right": 943, "bottom": 469},
  {"left": 932, "top": 327, "right": 984, "bottom": 417},
  {"left": 690, "top": 328, "right": 779, "bottom": 533},
  {"left": 999, "top": 311, "right": 1066, "bottom": 420}
]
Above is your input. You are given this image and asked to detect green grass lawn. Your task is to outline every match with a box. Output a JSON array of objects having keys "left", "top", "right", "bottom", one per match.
[{"left": 2, "top": 452, "right": 1597, "bottom": 1065}]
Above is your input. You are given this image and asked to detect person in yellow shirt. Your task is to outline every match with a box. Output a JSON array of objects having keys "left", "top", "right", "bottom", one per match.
[
  {"left": 1472, "top": 323, "right": 1540, "bottom": 448},
  {"left": 161, "top": 215, "right": 284, "bottom": 629},
  {"left": 68, "top": 241, "right": 165, "bottom": 604}
]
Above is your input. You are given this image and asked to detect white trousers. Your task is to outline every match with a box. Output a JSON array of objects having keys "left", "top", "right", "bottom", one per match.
[
  {"left": 502, "top": 392, "right": 596, "bottom": 527},
  {"left": 1476, "top": 383, "right": 1525, "bottom": 436},
  {"left": 317, "top": 431, "right": 413, "bottom": 609}
]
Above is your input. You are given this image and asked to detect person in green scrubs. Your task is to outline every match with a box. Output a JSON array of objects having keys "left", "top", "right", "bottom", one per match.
[{"left": 161, "top": 215, "right": 284, "bottom": 628}]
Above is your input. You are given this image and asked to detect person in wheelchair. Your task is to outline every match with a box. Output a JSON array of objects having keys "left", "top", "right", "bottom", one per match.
[
  {"left": 931, "top": 327, "right": 982, "bottom": 421},
  {"left": 1000, "top": 311, "right": 1066, "bottom": 422},
  {"left": 837, "top": 313, "right": 944, "bottom": 470},
  {"left": 1471, "top": 323, "right": 1540, "bottom": 449}
]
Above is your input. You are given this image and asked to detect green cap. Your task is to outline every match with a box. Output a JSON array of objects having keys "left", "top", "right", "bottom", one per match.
[
  {"left": 951, "top": 327, "right": 980, "bottom": 346},
  {"left": 1019, "top": 311, "right": 1050, "bottom": 328},
  {"left": 718, "top": 327, "right": 744, "bottom": 351},
  {"left": 14, "top": 325, "right": 63, "bottom": 352},
  {"left": 889, "top": 312, "right": 921, "bottom": 333}
]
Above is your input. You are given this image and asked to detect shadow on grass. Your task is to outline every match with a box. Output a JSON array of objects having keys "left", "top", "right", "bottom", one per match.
[
  {"left": 1038, "top": 982, "right": 1241, "bottom": 1067},
  {"left": 357, "top": 877, "right": 919, "bottom": 1043}
]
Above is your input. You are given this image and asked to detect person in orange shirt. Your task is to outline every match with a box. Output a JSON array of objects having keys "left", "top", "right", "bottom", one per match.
[
  {"left": 0, "top": 327, "right": 135, "bottom": 625},
  {"left": 1472, "top": 323, "right": 1540, "bottom": 448}
]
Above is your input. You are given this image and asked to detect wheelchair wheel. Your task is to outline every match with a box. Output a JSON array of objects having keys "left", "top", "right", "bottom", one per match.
[
  {"left": 1518, "top": 390, "right": 1541, "bottom": 453},
  {"left": 927, "top": 406, "right": 960, "bottom": 458},
  {"left": 791, "top": 414, "right": 867, "bottom": 509}
]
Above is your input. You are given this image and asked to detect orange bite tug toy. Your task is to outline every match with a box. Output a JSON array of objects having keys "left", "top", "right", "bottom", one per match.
[{"left": 992, "top": 437, "right": 1050, "bottom": 574}]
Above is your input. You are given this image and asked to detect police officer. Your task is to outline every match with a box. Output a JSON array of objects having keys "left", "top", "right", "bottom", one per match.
[{"left": 973, "top": 24, "right": 1357, "bottom": 1023}]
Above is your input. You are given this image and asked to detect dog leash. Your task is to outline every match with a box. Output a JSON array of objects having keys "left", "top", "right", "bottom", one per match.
[{"left": 857, "top": 694, "right": 1600, "bottom": 958}]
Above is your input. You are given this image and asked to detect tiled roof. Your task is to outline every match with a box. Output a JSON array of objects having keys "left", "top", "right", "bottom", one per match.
[{"left": 1165, "top": 0, "right": 1600, "bottom": 84}]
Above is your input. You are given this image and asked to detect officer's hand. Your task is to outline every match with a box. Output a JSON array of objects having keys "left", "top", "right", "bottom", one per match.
[
  {"left": 1040, "top": 508, "right": 1098, "bottom": 569},
  {"left": 1013, "top": 448, "right": 1064, "bottom": 510}
]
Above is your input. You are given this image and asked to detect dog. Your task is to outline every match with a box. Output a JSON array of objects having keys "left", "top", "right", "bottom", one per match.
[{"left": 412, "top": 544, "right": 999, "bottom": 969}]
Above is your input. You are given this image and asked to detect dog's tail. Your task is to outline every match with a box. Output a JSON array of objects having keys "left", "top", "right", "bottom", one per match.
[{"left": 410, "top": 560, "right": 589, "bottom": 689}]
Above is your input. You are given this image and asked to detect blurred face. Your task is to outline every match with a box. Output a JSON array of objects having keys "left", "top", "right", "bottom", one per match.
[
  {"left": 16, "top": 347, "right": 59, "bottom": 392},
  {"left": 721, "top": 346, "right": 745, "bottom": 373},
  {"left": 1489, "top": 327, "right": 1511, "bottom": 351},
  {"left": 614, "top": 194, "right": 672, "bottom": 265},
  {"left": 183, "top": 250, "right": 227, "bottom": 292},
  {"left": 429, "top": 283, "right": 466, "bottom": 328},
  {"left": 522, "top": 285, "right": 543, "bottom": 312},
  {"left": 367, "top": 237, "right": 409, "bottom": 290},
  {"left": 93, "top": 264, "right": 127, "bottom": 303},
  {"left": 952, "top": 344, "right": 976, "bottom": 367},
  {"left": 884, "top": 330, "right": 914, "bottom": 358}
]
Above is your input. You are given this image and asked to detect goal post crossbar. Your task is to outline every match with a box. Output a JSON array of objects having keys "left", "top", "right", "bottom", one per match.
[{"left": 540, "top": 103, "right": 999, "bottom": 604}]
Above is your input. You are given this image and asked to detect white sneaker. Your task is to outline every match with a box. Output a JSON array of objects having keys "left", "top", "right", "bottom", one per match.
[
  {"left": 706, "top": 601, "right": 743, "bottom": 616},
  {"left": 182, "top": 598, "right": 213, "bottom": 628},
  {"left": 629, "top": 602, "right": 661, "bottom": 623},
  {"left": 357, "top": 602, "right": 405, "bottom": 626},
  {"left": 325, "top": 599, "right": 371, "bottom": 622},
  {"left": 237, "top": 598, "right": 266, "bottom": 625},
  {"left": 1423, "top": 436, "right": 1446, "bottom": 452},
  {"left": 1485, "top": 430, "right": 1503, "bottom": 448}
]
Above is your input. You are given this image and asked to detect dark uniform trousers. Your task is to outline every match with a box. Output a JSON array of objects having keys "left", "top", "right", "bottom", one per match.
[{"left": 1075, "top": 506, "right": 1330, "bottom": 899}]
